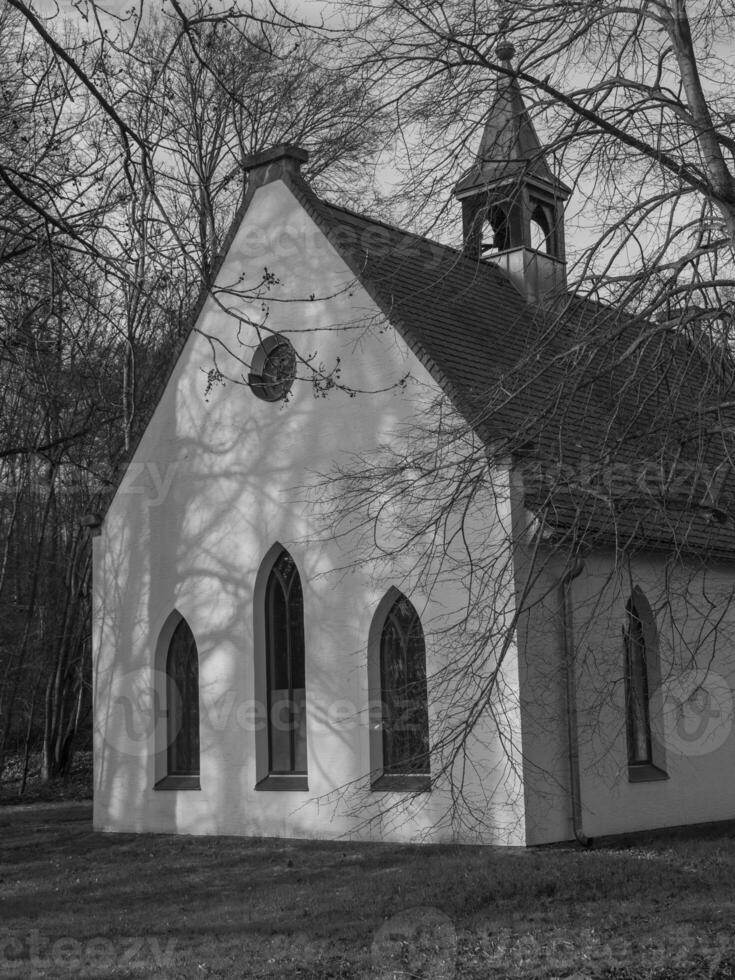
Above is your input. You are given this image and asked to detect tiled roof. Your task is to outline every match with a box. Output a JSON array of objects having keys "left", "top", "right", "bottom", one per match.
[
  {"left": 102, "top": 161, "right": 735, "bottom": 560},
  {"left": 296, "top": 182, "right": 735, "bottom": 560},
  {"left": 309, "top": 197, "right": 539, "bottom": 426}
]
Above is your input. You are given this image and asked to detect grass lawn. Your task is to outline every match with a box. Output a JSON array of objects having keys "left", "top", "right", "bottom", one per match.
[{"left": 2, "top": 802, "right": 735, "bottom": 978}]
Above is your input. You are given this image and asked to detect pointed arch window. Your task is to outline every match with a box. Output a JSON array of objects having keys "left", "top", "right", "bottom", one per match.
[
  {"left": 530, "top": 203, "right": 552, "bottom": 254},
  {"left": 624, "top": 589, "right": 668, "bottom": 782},
  {"left": 487, "top": 206, "right": 511, "bottom": 252},
  {"left": 625, "top": 600, "right": 652, "bottom": 765},
  {"left": 156, "top": 615, "right": 200, "bottom": 790},
  {"left": 378, "top": 594, "right": 430, "bottom": 782},
  {"left": 264, "top": 550, "right": 307, "bottom": 777}
]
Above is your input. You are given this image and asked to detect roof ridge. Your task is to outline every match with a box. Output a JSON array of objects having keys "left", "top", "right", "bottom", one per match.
[
  {"left": 97, "top": 159, "right": 735, "bottom": 558},
  {"left": 318, "top": 199, "right": 463, "bottom": 257}
]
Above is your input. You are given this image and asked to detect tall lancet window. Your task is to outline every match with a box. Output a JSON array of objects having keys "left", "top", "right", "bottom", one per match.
[
  {"left": 623, "top": 588, "right": 668, "bottom": 782},
  {"left": 380, "top": 594, "right": 430, "bottom": 776},
  {"left": 166, "top": 618, "right": 200, "bottom": 779},
  {"left": 265, "top": 550, "right": 307, "bottom": 775},
  {"left": 624, "top": 599, "right": 652, "bottom": 765}
]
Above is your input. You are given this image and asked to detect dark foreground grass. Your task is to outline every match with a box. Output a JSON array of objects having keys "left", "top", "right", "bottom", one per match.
[{"left": 1, "top": 803, "right": 735, "bottom": 978}]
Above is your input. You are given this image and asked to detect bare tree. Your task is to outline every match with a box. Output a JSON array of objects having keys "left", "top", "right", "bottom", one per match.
[
  {"left": 0, "top": 2, "right": 386, "bottom": 786},
  {"left": 282, "top": 0, "right": 735, "bottom": 835},
  {"left": 345, "top": 0, "right": 735, "bottom": 316}
]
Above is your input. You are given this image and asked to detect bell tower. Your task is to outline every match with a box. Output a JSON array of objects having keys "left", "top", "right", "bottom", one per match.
[{"left": 454, "top": 43, "right": 571, "bottom": 301}]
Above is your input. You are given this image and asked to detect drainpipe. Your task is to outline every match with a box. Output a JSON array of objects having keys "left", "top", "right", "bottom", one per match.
[{"left": 560, "top": 556, "right": 591, "bottom": 847}]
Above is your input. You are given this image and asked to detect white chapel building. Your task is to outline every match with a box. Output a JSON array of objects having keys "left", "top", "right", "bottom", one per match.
[{"left": 92, "top": 63, "right": 735, "bottom": 846}]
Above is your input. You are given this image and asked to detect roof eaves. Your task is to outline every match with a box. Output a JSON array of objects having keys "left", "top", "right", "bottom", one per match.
[
  {"left": 98, "top": 179, "right": 265, "bottom": 522},
  {"left": 285, "top": 174, "right": 498, "bottom": 431}
]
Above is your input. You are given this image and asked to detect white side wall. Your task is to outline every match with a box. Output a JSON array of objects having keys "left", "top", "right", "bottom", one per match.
[
  {"left": 93, "top": 177, "right": 526, "bottom": 845},
  {"left": 516, "top": 540, "right": 735, "bottom": 845}
]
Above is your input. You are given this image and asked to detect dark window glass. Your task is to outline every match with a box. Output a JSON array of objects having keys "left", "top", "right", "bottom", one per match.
[
  {"left": 265, "top": 551, "right": 307, "bottom": 774},
  {"left": 625, "top": 600, "right": 652, "bottom": 765},
  {"left": 380, "top": 595, "right": 430, "bottom": 774},
  {"left": 166, "top": 618, "right": 200, "bottom": 776}
]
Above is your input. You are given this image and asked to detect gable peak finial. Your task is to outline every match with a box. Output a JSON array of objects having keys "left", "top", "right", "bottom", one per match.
[{"left": 496, "top": 41, "right": 516, "bottom": 63}]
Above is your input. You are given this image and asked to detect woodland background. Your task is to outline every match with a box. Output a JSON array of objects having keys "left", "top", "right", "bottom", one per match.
[{"left": 2, "top": 0, "right": 735, "bottom": 790}]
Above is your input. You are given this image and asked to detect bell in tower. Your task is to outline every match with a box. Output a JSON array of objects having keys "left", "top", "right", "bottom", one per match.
[{"left": 454, "top": 43, "right": 571, "bottom": 301}]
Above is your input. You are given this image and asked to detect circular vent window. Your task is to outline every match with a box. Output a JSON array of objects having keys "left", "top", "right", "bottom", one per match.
[{"left": 248, "top": 334, "right": 296, "bottom": 402}]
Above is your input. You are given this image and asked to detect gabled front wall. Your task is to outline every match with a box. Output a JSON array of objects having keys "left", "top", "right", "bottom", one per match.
[
  {"left": 93, "top": 177, "right": 525, "bottom": 845},
  {"left": 515, "top": 537, "right": 735, "bottom": 845}
]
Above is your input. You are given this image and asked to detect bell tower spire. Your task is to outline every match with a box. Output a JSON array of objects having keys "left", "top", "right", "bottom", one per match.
[{"left": 454, "top": 44, "right": 571, "bottom": 301}]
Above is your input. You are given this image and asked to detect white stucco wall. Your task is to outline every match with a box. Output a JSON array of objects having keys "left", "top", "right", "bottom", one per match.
[
  {"left": 516, "top": 538, "right": 735, "bottom": 845},
  {"left": 92, "top": 175, "right": 526, "bottom": 845}
]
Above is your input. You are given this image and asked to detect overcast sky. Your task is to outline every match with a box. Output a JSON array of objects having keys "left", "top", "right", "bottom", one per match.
[{"left": 30, "top": 0, "right": 338, "bottom": 29}]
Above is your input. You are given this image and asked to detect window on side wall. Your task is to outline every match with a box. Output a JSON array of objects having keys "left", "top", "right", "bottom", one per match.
[
  {"left": 370, "top": 590, "right": 430, "bottom": 793},
  {"left": 624, "top": 588, "right": 668, "bottom": 782},
  {"left": 255, "top": 549, "right": 308, "bottom": 790},
  {"left": 155, "top": 615, "right": 201, "bottom": 790}
]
